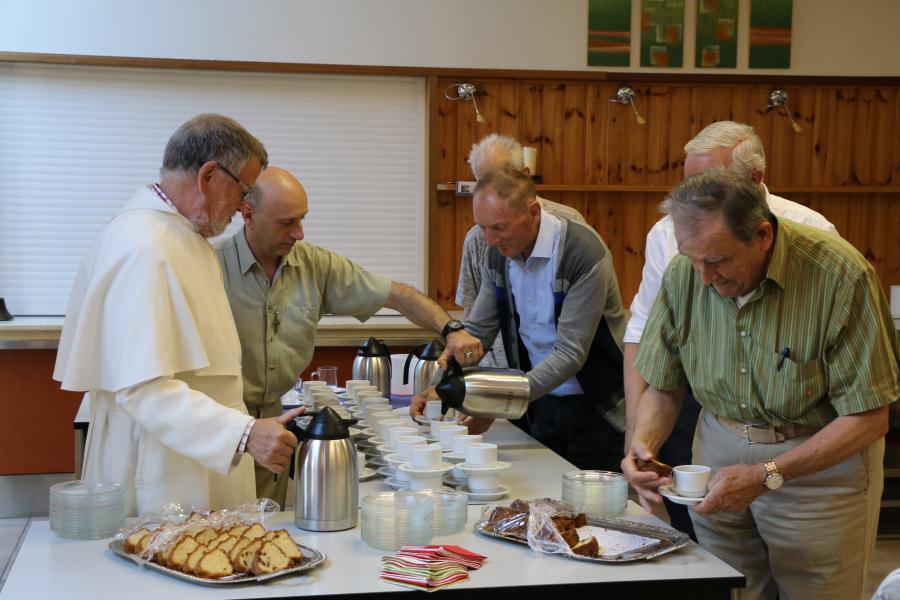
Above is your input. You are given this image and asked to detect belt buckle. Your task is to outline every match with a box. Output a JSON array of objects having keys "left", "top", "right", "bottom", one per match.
[{"left": 743, "top": 424, "right": 783, "bottom": 444}]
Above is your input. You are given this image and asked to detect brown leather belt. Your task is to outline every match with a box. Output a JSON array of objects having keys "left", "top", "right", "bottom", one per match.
[{"left": 716, "top": 415, "right": 819, "bottom": 444}]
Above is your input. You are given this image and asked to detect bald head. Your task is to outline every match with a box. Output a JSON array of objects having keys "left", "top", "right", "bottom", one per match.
[{"left": 241, "top": 166, "right": 309, "bottom": 266}]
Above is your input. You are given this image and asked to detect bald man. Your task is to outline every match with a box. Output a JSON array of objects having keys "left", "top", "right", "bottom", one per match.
[{"left": 214, "top": 167, "right": 482, "bottom": 505}]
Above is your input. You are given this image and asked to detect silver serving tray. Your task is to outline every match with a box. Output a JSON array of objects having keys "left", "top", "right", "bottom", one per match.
[
  {"left": 108, "top": 536, "right": 327, "bottom": 585},
  {"left": 475, "top": 512, "right": 689, "bottom": 562}
]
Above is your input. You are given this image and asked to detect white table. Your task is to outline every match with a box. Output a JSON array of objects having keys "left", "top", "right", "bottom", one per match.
[{"left": 1, "top": 421, "right": 744, "bottom": 599}]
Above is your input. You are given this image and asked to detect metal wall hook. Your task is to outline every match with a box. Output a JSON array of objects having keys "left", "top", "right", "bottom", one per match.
[
  {"left": 609, "top": 86, "right": 646, "bottom": 125},
  {"left": 445, "top": 82, "right": 486, "bottom": 124},
  {"left": 765, "top": 89, "right": 802, "bottom": 133}
]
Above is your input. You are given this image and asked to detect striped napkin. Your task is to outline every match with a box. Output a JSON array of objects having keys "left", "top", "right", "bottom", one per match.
[{"left": 380, "top": 545, "right": 487, "bottom": 591}]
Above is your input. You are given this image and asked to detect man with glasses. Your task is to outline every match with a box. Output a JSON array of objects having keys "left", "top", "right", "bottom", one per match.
[
  {"left": 215, "top": 166, "right": 484, "bottom": 507},
  {"left": 54, "top": 114, "right": 302, "bottom": 516}
]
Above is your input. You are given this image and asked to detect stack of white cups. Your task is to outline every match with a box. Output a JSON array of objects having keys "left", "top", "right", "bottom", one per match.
[
  {"left": 458, "top": 443, "right": 511, "bottom": 493},
  {"left": 398, "top": 443, "right": 453, "bottom": 490}
]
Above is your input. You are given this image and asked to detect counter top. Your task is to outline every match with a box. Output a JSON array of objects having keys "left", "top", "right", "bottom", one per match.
[
  {"left": 0, "top": 312, "right": 451, "bottom": 349},
  {"left": 0, "top": 421, "right": 744, "bottom": 599}
]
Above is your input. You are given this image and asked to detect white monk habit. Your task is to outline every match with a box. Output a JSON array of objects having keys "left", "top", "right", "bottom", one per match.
[{"left": 54, "top": 186, "right": 256, "bottom": 516}]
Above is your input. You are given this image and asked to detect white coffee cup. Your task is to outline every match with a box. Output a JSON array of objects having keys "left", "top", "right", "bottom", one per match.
[
  {"left": 430, "top": 419, "right": 456, "bottom": 439},
  {"left": 376, "top": 419, "right": 405, "bottom": 439},
  {"left": 410, "top": 443, "right": 442, "bottom": 469},
  {"left": 356, "top": 451, "right": 367, "bottom": 472},
  {"left": 673, "top": 464, "right": 711, "bottom": 498},
  {"left": 395, "top": 436, "right": 427, "bottom": 460},
  {"left": 351, "top": 385, "right": 379, "bottom": 400},
  {"left": 467, "top": 471, "right": 499, "bottom": 492},
  {"left": 302, "top": 380, "right": 329, "bottom": 399},
  {"left": 388, "top": 427, "right": 419, "bottom": 447},
  {"left": 466, "top": 443, "right": 498, "bottom": 466},
  {"left": 356, "top": 389, "right": 384, "bottom": 402},
  {"left": 408, "top": 471, "right": 443, "bottom": 491},
  {"left": 452, "top": 434, "right": 483, "bottom": 456},
  {"left": 425, "top": 400, "right": 443, "bottom": 421},
  {"left": 438, "top": 424, "right": 468, "bottom": 449},
  {"left": 345, "top": 379, "right": 371, "bottom": 394}
]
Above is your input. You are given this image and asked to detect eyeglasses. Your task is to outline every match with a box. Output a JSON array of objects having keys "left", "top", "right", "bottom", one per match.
[{"left": 217, "top": 162, "right": 253, "bottom": 200}]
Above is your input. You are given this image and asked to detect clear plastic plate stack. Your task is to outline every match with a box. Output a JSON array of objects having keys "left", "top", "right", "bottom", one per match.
[
  {"left": 418, "top": 488, "right": 468, "bottom": 536},
  {"left": 562, "top": 470, "right": 628, "bottom": 516},
  {"left": 361, "top": 491, "right": 434, "bottom": 550},
  {"left": 49, "top": 481, "right": 125, "bottom": 539}
]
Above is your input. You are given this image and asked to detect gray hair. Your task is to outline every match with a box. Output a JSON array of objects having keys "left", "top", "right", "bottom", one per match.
[
  {"left": 684, "top": 121, "right": 766, "bottom": 177},
  {"left": 161, "top": 113, "right": 268, "bottom": 177},
  {"left": 468, "top": 134, "right": 524, "bottom": 179},
  {"left": 474, "top": 166, "right": 535, "bottom": 211},
  {"left": 662, "top": 168, "right": 773, "bottom": 243}
]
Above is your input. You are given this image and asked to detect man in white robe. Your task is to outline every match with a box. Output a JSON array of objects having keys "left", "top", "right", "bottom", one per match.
[{"left": 54, "top": 114, "right": 301, "bottom": 516}]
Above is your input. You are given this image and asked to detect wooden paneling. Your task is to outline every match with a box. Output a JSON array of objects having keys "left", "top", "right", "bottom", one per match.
[
  {"left": 0, "top": 350, "right": 82, "bottom": 475},
  {"left": 430, "top": 78, "right": 900, "bottom": 308}
]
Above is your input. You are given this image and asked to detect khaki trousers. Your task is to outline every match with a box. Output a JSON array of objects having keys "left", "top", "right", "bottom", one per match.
[{"left": 690, "top": 410, "right": 883, "bottom": 600}]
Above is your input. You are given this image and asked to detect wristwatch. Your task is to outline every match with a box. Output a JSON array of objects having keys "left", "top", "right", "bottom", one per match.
[
  {"left": 763, "top": 460, "right": 784, "bottom": 490},
  {"left": 441, "top": 319, "right": 465, "bottom": 340}
]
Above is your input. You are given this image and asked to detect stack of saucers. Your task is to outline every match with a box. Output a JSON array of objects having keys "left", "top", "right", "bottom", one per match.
[
  {"left": 49, "top": 481, "right": 125, "bottom": 539},
  {"left": 361, "top": 491, "right": 434, "bottom": 550},
  {"left": 417, "top": 488, "right": 468, "bottom": 536},
  {"left": 561, "top": 470, "right": 628, "bottom": 516}
]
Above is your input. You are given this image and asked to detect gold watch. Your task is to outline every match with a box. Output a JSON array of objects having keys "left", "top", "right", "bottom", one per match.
[{"left": 763, "top": 460, "right": 784, "bottom": 490}]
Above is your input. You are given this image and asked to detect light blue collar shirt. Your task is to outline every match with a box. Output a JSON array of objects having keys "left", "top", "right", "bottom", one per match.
[{"left": 508, "top": 209, "right": 584, "bottom": 396}]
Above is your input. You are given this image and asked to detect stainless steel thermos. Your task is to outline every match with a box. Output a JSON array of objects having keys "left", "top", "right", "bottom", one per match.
[
  {"left": 402, "top": 338, "right": 445, "bottom": 396},
  {"left": 352, "top": 337, "right": 392, "bottom": 397},
  {"left": 290, "top": 407, "right": 358, "bottom": 531},
  {"left": 435, "top": 357, "right": 530, "bottom": 420}
]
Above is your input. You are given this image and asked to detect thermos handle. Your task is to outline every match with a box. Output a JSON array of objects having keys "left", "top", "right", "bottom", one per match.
[
  {"left": 403, "top": 343, "right": 426, "bottom": 385},
  {"left": 446, "top": 356, "right": 463, "bottom": 377}
]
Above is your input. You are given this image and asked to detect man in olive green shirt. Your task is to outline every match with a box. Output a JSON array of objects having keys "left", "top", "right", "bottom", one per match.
[
  {"left": 623, "top": 169, "right": 899, "bottom": 600},
  {"left": 215, "top": 167, "right": 483, "bottom": 505}
]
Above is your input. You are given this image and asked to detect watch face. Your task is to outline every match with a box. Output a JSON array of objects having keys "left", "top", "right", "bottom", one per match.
[{"left": 765, "top": 472, "right": 784, "bottom": 490}]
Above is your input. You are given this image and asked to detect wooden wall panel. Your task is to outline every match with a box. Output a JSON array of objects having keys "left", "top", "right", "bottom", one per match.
[{"left": 431, "top": 77, "right": 900, "bottom": 308}]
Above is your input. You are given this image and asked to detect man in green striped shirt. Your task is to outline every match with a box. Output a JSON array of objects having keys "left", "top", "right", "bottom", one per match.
[{"left": 624, "top": 169, "right": 899, "bottom": 600}]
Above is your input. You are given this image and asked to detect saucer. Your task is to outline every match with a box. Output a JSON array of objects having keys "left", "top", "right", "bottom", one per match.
[
  {"left": 368, "top": 456, "right": 388, "bottom": 468},
  {"left": 368, "top": 436, "right": 388, "bottom": 447},
  {"left": 363, "top": 445, "right": 381, "bottom": 457},
  {"left": 383, "top": 476, "right": 411, "bottom": 490},
  {"left": 376, "top": 465, "right": 396, "bottom": 478},
  {"left": 456, "top": 461, "right": 511, "bottom": 473},
  {"left": 457, "top": 484, "right": 510, "bottom": 502},
  {"left": 659, "top": 484, "right": 705, "bottom": 506},
  {"left": 376, "top": 443, "right": 394, "bottom": 456},
  {"left": 442, "top": 473, "right": 466, "bottom": 487},
  {"left": 398, "top": 462, "right": 455, "bottom": 476},
  {"left": 355, "top": 438, "right": 374, "bottom": 449},
  {"left": 358, "top": 467, "right": 377, "bottom": 481},
  {"left": 414, "top": 415, "right": 433, "bottom": 426}
]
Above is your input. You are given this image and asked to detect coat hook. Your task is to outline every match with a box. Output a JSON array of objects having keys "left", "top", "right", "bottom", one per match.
[
  {"left": 609, "top": 87, "right": 646, "bottom": 125},
  {"left": 765, "top": 89, "right": 802, "bottom": 133},
  {"left": 445, "top": 83, "right": 486, "bottom": 124}
]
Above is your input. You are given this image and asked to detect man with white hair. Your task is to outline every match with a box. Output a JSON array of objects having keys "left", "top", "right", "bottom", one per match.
[
  {"left": 456, "top": 135, "right": 587, "bottom": 357},
  {"left": 622, "top": 121, "right": 841, "bottom": 541}
]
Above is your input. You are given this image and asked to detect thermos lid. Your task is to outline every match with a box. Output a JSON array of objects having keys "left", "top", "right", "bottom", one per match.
[
  {"left": 357, "top": 336, "right": 390, "bottom": 357},
  {"left": 306, "top": 406, "right": 350, "bottom": 440},
  {"left": 418, "top": 338, "right": 445, "bottom": 360}
]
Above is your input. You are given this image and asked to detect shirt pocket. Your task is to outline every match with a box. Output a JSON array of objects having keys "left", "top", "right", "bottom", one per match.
[
  {"left": 761, "top": 352, "right": 827, "bottom": 422},
  {"left": 288, "top": 305, "right": 318, "bottom": 319}
]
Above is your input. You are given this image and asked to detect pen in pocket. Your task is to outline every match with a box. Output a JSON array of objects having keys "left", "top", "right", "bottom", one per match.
[{"left": 776, "top": 347, "right": 791, "bottom": 372}]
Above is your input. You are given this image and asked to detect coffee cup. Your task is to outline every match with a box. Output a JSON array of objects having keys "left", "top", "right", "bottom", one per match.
[
  {"left": 437, "top": 424, "right": 468, "bottom": 449},
  {"left": 395, "top": 436, "right": 427, "bottom": 460},
  {"left": 357, "top": 451, "right": 367, "bottom": 472},
  {"left": 452, "top": 434, "right": 483, "bottom": 456},
  {"left": 388, "top": 427, "right": 419, "bottom": 447},
  {"left": 673, "top": 465, "right": 711, "bottom": 498},
  {"left": 465, "top": 443, "right": 498, "bottom": 466},
  {"left": 425, "top": 400, "right": 443, "bottom": 421},
  {"left": 409, "top": 443, "right": 442, "bottom": 469}
]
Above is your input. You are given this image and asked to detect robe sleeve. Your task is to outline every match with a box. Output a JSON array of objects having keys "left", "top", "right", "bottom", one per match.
[{"left": 116, "top": 376, "right": 252, "bottom": 475}]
